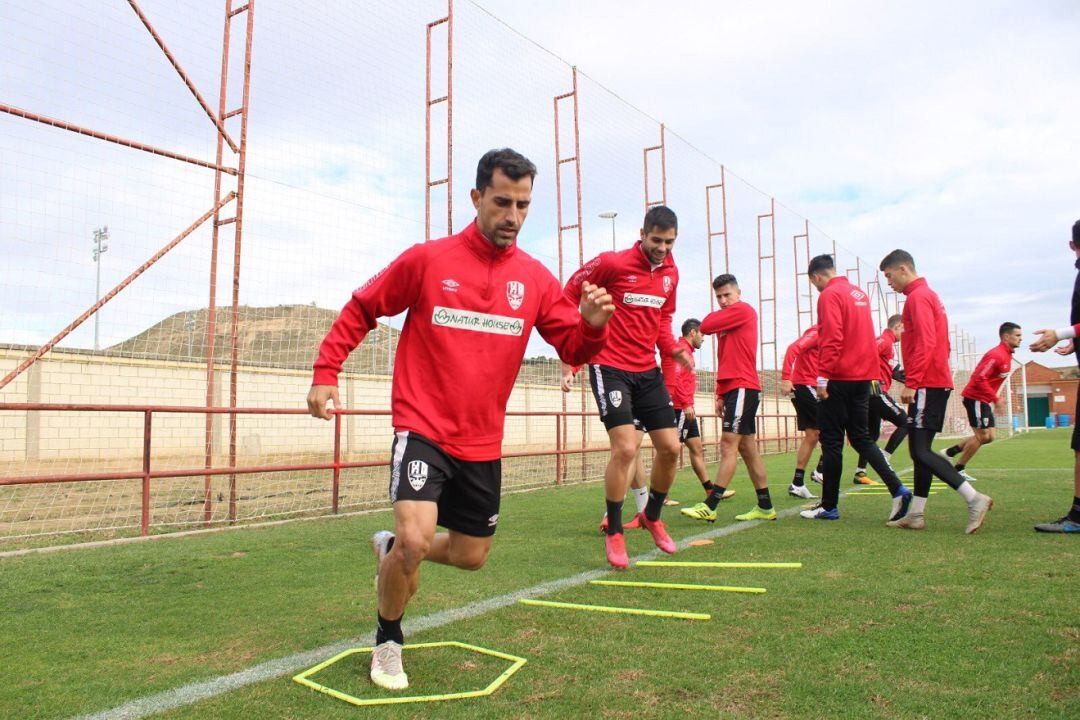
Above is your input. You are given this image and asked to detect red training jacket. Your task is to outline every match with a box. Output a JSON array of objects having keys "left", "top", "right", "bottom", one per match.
[
  {"left": 782, "top": 325, "right": 820, "bottom": 387},
  {"left": 700, "top": 300, "right": 760, "bottom": 394},
  {"left": 900, "top": 277, "right": 953, "bottom": 390},
  {"left": 312, "top": 220, "right": 607, "bottom": 461},
  {"left": 962, "top": 342, "right": 1013, "bottom": 404},
  {"left": 876, "top": 328, "right": 899, "bottom": 391},
  {"left": 564, "top": 244, "right": 679, "bottom": 372},
  {"left": 817, "top": 276, "right": 878, "bottom": 382},
  {"left": 661, "top": 337, "right": 696, "bottom": 409}
]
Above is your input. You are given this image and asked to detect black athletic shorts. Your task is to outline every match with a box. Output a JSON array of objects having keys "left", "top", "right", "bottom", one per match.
[
  {"left": 675, "top": 408, "right": 701, "bottom": 443},
  {"left": 389, "top": 431, "right": 501, "bottom": 537},
  {"left": 869, "top": 389, "right": 908, "bottom": 428},
  {"left": 907, "top": 387, "right": 951, "bottom": 433},
  {"left": 720, "top": 387, "right": 759, "bottom": 436},
  {"left": 1072, "top": 391, "right": 1080, "bottom": 451},
  {"left": 790, "top": 384, "right": 820, "bottom": 431},
  {"left": 962, "top": 397, "right": 995, "bottom": 429},
  {"left": 588, "top": 365, "right": 677, "bottom": 432}
]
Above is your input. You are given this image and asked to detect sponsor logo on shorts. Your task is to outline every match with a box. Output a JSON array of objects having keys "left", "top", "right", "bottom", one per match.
[
  {"left": 623, "top": 292, "right": 665, "bottom": 308},
  {"left": 408, "top": 460, "right": 428, "bottom": 491},
  {"left": 441, "top": 279, "right": 460, "bottom": 292},
  {"left": 432, "top": 306, "right": 524, "bottom": 336},
  {"left": 609, "top": 390, "right": 622, "bottom": 408},
  {"left": 663, "top": 276, "right": 672, "bottom": 294},
  {"left": 506, "top": 280, "right": 525, "bottom": 310},
  {"left": 488, "top": 514, "right": 499, "bottom": 527}
]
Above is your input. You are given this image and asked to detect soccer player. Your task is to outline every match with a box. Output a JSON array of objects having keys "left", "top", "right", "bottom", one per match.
[
  {"left": 780, "top": 325, "right": 822, "bottom": 500},
  {"left": 798, "top": 255, "right": 912, "bottom": 522},
  {"left": 565, "top": 205, "right": 690, "bottom": 569},
  {"left": 682, "top": 274, "right": 774, "bottom": 523},
  {"left": 942, "top": 322, "right": 1022, "bottom": 481},
  {"left": 1027, "top": 217, "right": 1080, "bottom": 533},
  {"left": 662, "top": 318, "right": 729, "bottom": 501},
  {"left": 877, "top": 249, "right": 994, "bottom": 533},
  {"left": 853, "top": 314, "right": 910, "bottom": 483},
  {"left": 307, "top": 149, "right": 615, "bottom": 690}
]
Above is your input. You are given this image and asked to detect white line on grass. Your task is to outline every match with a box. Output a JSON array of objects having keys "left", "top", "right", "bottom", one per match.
[{"left": 72, "top": 467, "right": 914, "bottom": 720}]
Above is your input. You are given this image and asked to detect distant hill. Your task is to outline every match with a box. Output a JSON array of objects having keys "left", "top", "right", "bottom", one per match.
[{"left": 107, "top": 304, "right": 399, "bottom": 375}]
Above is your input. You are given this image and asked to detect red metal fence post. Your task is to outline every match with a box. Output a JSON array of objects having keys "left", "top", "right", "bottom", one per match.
[
  {"left": 332, "top": 412, "right": 342, "bottom": 513},
  {"left": 141, "top": 410, "right": 152, "bottom": 536}
]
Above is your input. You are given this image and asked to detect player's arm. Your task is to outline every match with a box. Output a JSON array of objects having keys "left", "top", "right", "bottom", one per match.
[
  {"left": 780, "top": 339, "right": 801, "bottom": 395},
  {"left": 308, "top": 244, "right": 425, "bottom": 419},
  {"left": 900, "top": 299, "right": 931, "bottom": 402},
  {"left": 699, "top": 302, "right": 750, "bottom": 335},
  {"left": 656, "top": 272, "right": 687, "bottom": 367},
  {"left": 815, "top": 293, "right": 843, "bottom": 396},
  {"left": 537, "top": 272, "right": 613, "bottom": 367}
]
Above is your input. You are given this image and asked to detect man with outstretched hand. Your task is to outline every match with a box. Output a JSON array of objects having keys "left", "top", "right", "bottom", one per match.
[{"left": 307, "top": 149, "right": 614, "bottom": 691}]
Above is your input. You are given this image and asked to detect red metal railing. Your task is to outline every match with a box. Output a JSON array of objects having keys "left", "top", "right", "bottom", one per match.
[{"left": 0, "top": 403, "right": 803, "bottom": 538}]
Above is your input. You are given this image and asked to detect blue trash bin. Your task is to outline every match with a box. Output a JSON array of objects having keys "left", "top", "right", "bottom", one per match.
[
  {"left": 1046, "top": 415, "right": 1056, "bottom": 429},
  {"left": 1059, "top": 414, "right": 1071, "bottom": 427},
  {"left": 1012, "top": 416, "right": 1020, "bottom": 431}
]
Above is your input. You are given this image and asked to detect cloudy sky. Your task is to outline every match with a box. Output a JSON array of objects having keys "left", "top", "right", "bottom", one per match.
[{"left": 1, "top": 0, "right": 1077, "bottom": 378}]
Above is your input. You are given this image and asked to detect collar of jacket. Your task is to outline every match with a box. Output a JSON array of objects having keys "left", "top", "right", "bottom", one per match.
[
  {"left": 902, "top": 276, "right": 927, "bottom": 296},
  {"left": 461, "top": 220, "right": 518, "bottom": 264}
]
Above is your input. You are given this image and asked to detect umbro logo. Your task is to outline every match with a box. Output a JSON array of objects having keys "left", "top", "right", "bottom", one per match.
[
  {"left": 625, "top": 275, "right": 638, "bottom": 283},
  {"left": 488, "top": 514, "right": 499, "bottom": 527},
  {"left": 442, "top": 279, "right": 460, "bottom": 292}
]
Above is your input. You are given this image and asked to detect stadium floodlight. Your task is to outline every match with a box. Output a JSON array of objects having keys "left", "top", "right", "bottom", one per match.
[
  {"left": 91, "top": 226, "right": 109, "bottom": 351},
  {"left": 598, "top": 211, "right": 617, "bottom": 249}
]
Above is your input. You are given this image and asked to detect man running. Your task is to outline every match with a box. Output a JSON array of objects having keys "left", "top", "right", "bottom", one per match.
[
  {"left": 1027, "top": 217, "right": 1080, "bottom": 533},
  {"left": 682, "top": 274, "right": 774, "bottom": 523},
  {"left": 943, "top": 322, "right": 1021, "bottom": 481},
  {"left": 780, "top": 324, "right": 822, "bottom": 500},
  {"left": 853, "top": 314, "right": 910, "bottom": 483},
  {"left": 877, "top": 249, "right": 993, "bottom": 533},
  {"left": 307, "top": 149, "right": 614, "bottom": 690},
  {"left": 565, "top": 205, "right": 689, "bottom": 569},
  {"left": 662, "top": 318, "right": 727, "bottom": 501},
  {"left": 799, "top": 255, "right": 912, "bottom": 522}
]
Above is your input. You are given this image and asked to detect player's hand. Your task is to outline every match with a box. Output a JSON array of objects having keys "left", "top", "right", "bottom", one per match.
[
  {"left": 817, "top": 384, "right": 829, "bottom": 401},
  {"left": 715, "top": 396, "right": 724, "bottom": 417},
  {"left": 560, "top": 366, "right": 577, "bottom": 393},
  {"left": 900, "top": 388, "right": 915, "bottom": 405},
  {"left": 306, "top": 384, "right": 340, "bottom": 420},
  {"left": 672, "top": 346, "right": 692, "bottom": 369},
  {"left": 1030, "top": 329, "right": 1060, "bottom": 352},
  {"left": 579, "top": 281, "right": 615, "bottom": 328},
  {"left": 685, "top": 406, "right": 696, "bottom": 421},
  {"left": 1054, "top": 339, "right": 1075, "bottom": 356},
  {"left": 780, "top": 380, "right": 793, "bottom": 396}
]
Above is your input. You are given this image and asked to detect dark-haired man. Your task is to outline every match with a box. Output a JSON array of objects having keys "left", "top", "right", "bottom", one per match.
[
  {"left": 799, "top": 255, "right": 912, "bottom": 522},
  {"left": 1027, "top": 218, "right": 1080, "bottom": 533},
  {"left": 683, "top": 274, "right": 775, "bottom": 523},
  {"left": 308, "top": 148, "right": 614, "bottom": 690},
  {"left": 565, "top": 205, "right": 689, "bottom": 569},
  {"left": 661, "top": 318, "right": 721, "bottom": 500},
  {"left": 853, "top": 314, "right": 910, "bottom": 482},
  {"left": 780, "top": 324, "right": 822, "bottom": 500},
  {"left": 942, "top": 323, "right": 1021, "bottom": 481},
  {"left": 878, "top": 249, "right": 993, "bottom": 533}
]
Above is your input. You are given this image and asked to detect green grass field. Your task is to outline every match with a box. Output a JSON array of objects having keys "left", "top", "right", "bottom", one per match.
[{"left": 2, "top": 430, "right": 1077, "bottom": 719}]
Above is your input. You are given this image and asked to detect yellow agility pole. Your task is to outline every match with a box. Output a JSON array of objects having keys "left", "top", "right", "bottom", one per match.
[
  {"left": 591, "top": 579, "right": 766, "bottom": 594},
  {"left": 636, "top": 561, "right": 801, "bottom": 569},
  {"left": 518, "top": 598, "right": 709, "bottom": 620},
  {"left": 292, "top": 641, "right": 526, "bottom": 707}
]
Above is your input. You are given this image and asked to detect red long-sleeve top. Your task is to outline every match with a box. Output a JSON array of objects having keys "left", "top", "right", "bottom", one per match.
[
  {"left": 312, "top": 221, "right": 607, "bottom": 461},
  {"left": 962, "top": 342, "right": 1013, "bottom": 404},
  {"left": 876, "top": 328, "right": 899, "bottom": 391},
  {"left": 661, "top": 337, "right": 696, "bottom": 409},
  {"left": 782, "top": 325, "right": 820, "bottom": 387},
  {"left": 564, "top": 244, "right": 679, "bottom": 372},
  {"left": 817, "top": 276, "right": 878, "bottom": 382},
  {"left": 900, "top": 277, "right": 953, "bottom": 390},
  {"left": 700, "top": 301, "right": 760, "bottom": 394}
]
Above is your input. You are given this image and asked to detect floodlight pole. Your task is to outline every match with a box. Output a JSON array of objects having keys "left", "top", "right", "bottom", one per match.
[
  {"left": 92, "top": 226, "right": 110, "bottom": 350},
  {"left": 599, "top": 211, "right": 617, "bottom": 249}
]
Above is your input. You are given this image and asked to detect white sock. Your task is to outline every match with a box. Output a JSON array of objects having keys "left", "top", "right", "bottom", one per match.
[
  {"left": 631, "top": 486, "right": 648, "bottom": 513},
  {"left": 957, "top": 481, "right": 978, "bottom": 503},
  {"left": 911, "top": 496, "right": 927, "bottom": 515}
]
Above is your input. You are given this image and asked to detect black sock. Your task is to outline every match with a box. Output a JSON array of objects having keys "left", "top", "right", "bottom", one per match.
[
  {"left": 376, "top": 613, "right": 404, "bottom": 646},
  {"left": 706, "top": 487, "right": 726, "bottom": 510},
  {"left": 955, "top": 463, "right": 966, "bottom": 472},
  {"left": 792, "top": 468, "right": 805, "bottom": 487},
  {"left": 945, "top": 444, "right": 962, "bottom": 457},
  {"left": 756, "top": 487, "right": 772, "bottom": 510},
  {"left": 605, "top": 499, "right": 624, "bottom": 535},
  {"left": 1069, "top": 496, "right": 1080, "bottom": 523},
  {"left": 701, "top": 480, "right": 714, "bottom": 494},
  {"left": 645, "top": 490, "right": 667, "bottom": 522}
]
